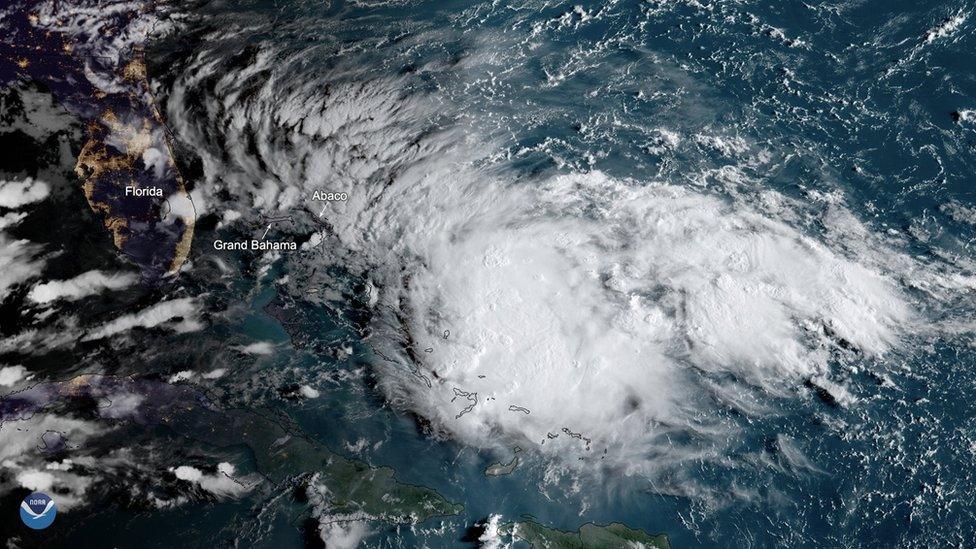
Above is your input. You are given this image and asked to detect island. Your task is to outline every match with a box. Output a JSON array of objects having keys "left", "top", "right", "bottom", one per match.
[{"left": 501, "top": 519, "right": 671, "bottom": 549}]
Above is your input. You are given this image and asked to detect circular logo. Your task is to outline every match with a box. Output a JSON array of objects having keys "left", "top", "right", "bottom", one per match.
[{"left": 19, "top": 492, "right": 56, "bottom": 530}]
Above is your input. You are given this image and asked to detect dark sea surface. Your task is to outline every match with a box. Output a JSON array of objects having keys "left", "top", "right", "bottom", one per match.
[
  {"left": 2, "top": 0, "right": 975, "bottom": 547},
  {"left": 149, "top": 0, "right": 976, "bottom": 546}
]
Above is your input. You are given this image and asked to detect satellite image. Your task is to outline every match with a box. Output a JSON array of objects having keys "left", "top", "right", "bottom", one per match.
[{"left": 0, "top": 0, "right": 974, "bottom": 547}]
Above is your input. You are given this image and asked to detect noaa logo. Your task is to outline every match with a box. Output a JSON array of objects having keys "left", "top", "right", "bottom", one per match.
[{"left": 19, "top": 492, "right": 56, "bottom": 530}]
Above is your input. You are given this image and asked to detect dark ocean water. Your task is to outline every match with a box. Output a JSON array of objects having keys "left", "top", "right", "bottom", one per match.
[
  {"left": 142, "top": 0, "right": 976, "bottom": 546},
  {"left": 17, "top": 0, "right": 972, "bottom": 546}
]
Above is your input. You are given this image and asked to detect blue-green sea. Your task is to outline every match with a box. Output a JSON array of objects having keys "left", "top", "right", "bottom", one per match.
[{"left": 7, "top": 0, "right": 976, "bottom": 547}]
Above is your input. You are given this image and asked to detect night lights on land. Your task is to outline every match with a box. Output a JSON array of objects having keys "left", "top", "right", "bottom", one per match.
[{"left": 125, "top": 186, "right": 163, "bottom": 197}]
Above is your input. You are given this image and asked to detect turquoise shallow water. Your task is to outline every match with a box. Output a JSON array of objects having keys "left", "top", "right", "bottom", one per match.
[
  {"left": 145, "top": 0, "right": 976, "bottom": 545},
  {"left": 2, "top": 0, "right": 974, "bottom": 546}
]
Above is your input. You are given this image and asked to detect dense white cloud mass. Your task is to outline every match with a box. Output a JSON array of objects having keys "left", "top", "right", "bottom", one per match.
[
  {"left": 234, "top": 341, "right": 275, "bottom": 355},
  {"left": 0, "top": 235, "right": 44, "bottom": 296},
  {"left": 319, "top": 520, "right": 371, "bottom": 549},
  {"left": 0, "top": 212, "right": 26, "bottom": 230},
  {"left": 84, "top": 298, "right": 201, "bottom": 340},
  {"left": 0, "top": 178, "right": 50, "bottom": 208},
  {"left": 171, "top": 463, "right": 253, "bottom": 498},
  {"left": 161, "top": 30, "right": 958, "bottom": 482},
  {"left": 478, "top": 515, "right": 508, "bottom": 549},
  {"left": 0, "top": 365, "right": 29, "bottom": 387},
  {"left": 368, "top": 171, "right": 914, "bottom": 465},
  {"left": 28, "top": 270, "right": 137, "bottom": 303},
  {"left": 0, "top": 177, "right": 49, "bottom": 301},
  {"left": 17, "top": 470, "right": 56, "bottom": 491},
  {"left": 305, "top": 474, "right": 372, "bottom": 548},
  {"left": 0, "top": 414, "right": 105, "bottom": 510}
]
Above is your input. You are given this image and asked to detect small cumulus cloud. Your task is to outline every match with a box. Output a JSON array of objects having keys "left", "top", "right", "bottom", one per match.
[
  {"left": 28, "top": 270, "right": 137, "bottom": 303},
  {"left": 233, "top": 341, "right": 275, "bottom": 355},
  {"left": 0, "top": 365, "right": 30, "bottom": 387},
  {"left": 0, "top": 178, "right": 50, "bottom": 209},
  {"left": 170, "top": 462, "right": 255, "bottom": 498},
  {"left": 83, "top": 298, "right": 202, "bottom": 341}
]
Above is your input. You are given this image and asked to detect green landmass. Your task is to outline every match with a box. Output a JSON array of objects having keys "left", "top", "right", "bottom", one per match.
[
  {"left": 502, "top": 519, "right": 671, "bottom": 549},
  {"left": 241, "top": 412, "right": 463, "bottom": 521},
  {"left": 11, "top": 375, "right": 462, "bottom": 526}
]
